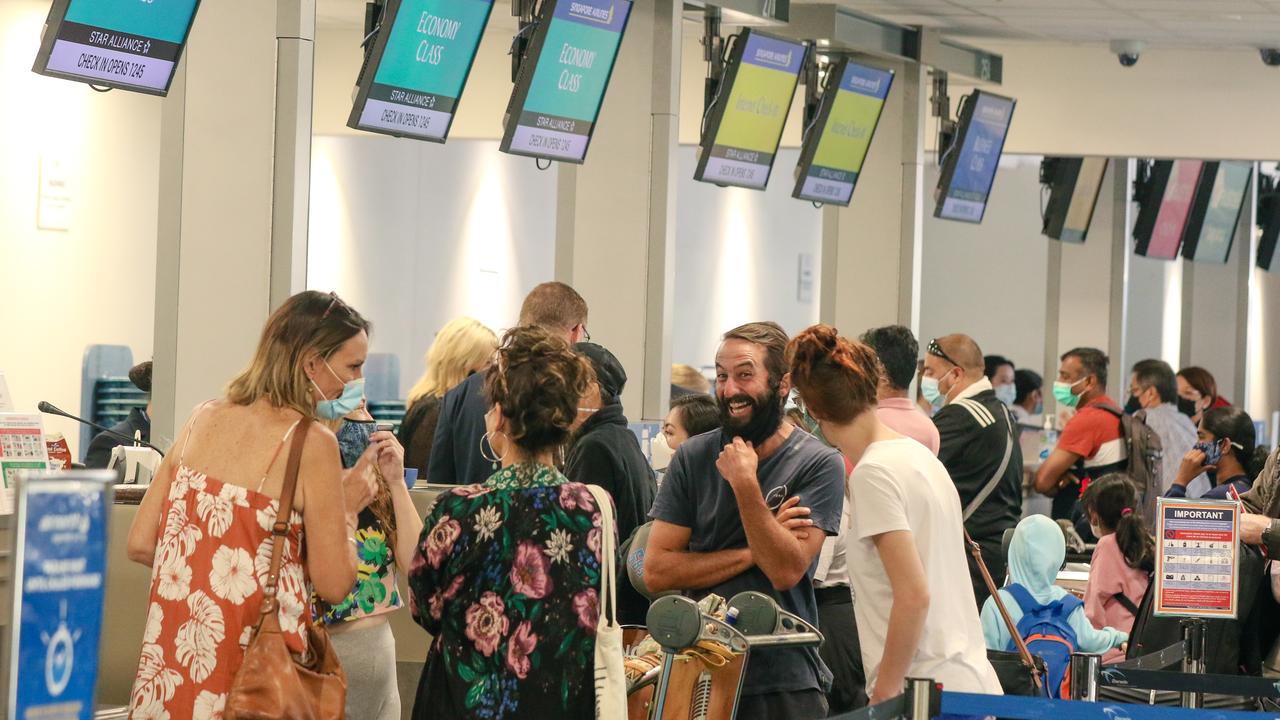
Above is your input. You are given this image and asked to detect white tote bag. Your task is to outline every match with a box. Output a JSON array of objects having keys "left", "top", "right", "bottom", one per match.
[{"left": 585, "top": 484, "right": 627, "bottom": 720}]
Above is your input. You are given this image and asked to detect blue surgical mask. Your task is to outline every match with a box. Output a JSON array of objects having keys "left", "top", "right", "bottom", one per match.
[
  {"left": 313, "top": 361, "right": 365, "bottom": 421},
  {"left": 994, "top": 384, "right": 1016, "bottom": 408},
  {"left": 921, "top": 377, "right": 943, "bottom": 407}
]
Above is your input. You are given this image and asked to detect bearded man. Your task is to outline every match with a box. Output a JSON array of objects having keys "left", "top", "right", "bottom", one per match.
[{"left": 645, "top": 322, "right": 846, "bottom": 720}]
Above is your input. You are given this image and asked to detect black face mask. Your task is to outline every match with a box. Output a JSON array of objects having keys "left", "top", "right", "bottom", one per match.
[
  {"left": 718, "top": 380, "right": 786, "bottom": 447},
  {"left": 1176, "top": 397, "right": 1198, "bottom": 418},
  {"left": 1123, "top": 395, "right": 1142, "bottom": 415}
]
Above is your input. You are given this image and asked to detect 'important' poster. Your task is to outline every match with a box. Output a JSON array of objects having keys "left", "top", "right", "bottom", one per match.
[{"left": 1154, "top": 497, "right": 1239, "bottom": 618}]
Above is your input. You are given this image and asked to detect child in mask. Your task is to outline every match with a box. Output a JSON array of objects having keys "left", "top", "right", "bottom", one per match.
[
  {"left": 1080, "top": 475, "right": 1153, "bottom": 663},
  {"left": 981, "top": 514, "right": 1128, "bottom": 694}
]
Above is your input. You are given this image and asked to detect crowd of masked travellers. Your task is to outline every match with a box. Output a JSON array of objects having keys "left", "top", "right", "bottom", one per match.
[{"left": 116, "top": 283, "right": 1280, "bottom": 720}]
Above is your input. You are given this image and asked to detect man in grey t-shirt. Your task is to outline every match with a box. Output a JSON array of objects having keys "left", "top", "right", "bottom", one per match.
[{"left": 645, "top": 322, "right": 846, "bottom": 719}]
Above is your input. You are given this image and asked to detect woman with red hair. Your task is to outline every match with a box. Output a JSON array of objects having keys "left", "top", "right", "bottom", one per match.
[{"left": 788, "top": 324, "right": 1000, "bottom": 706}]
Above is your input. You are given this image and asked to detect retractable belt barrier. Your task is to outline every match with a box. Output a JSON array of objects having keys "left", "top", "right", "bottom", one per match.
[
  {"left": 1100, "top": 666, "right": 1280, "bottom": 699},
  {"left": 831, "top": 690, "right": 1280, "bottom": 720}
]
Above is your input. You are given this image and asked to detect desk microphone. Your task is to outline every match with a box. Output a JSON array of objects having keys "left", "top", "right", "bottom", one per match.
[{"left": 38, "top": 401, "right": 166, "bottom": 458}]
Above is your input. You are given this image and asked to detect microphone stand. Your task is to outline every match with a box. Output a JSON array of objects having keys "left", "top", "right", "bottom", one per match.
[{"left": 38, "top": 401, "right": 166, "bottom": 458}]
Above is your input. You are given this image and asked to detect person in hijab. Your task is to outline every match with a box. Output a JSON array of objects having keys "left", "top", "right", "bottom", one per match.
[{"left": 980, "top": 515, "right": 1128, "bottom": 655}]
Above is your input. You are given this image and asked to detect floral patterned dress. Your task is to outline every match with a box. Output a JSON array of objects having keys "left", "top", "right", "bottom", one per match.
[
  {"left": 408, "top": 463, "right": 608, "bottom": 720},
  {"left": 130, "top": 464, "right": 308, "bottom": 719}
]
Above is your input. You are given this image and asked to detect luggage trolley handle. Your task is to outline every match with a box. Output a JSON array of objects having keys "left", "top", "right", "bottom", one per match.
[{"left": 727, "top": 591, "right": 825, "bottom": 649}]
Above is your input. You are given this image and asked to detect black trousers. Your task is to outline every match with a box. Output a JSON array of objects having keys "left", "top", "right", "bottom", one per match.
[
  {"left": 735, "top": 689, "right": 829, "bottom": 720},
  {"left": 815, "top": 585, "right": 866, "bottom": 716},
  {"left": 966, "top": 535, "right": 1007, "bottom": 610}
]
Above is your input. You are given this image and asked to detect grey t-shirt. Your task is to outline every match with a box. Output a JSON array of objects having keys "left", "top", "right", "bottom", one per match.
[{"left": 648, "top": 427, "right": 846, "bottom": 697}]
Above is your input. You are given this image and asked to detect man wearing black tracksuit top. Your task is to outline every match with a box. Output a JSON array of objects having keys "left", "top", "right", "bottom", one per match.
[{"left": 922, "top": 334, "right": 1024, "bottom": 608}]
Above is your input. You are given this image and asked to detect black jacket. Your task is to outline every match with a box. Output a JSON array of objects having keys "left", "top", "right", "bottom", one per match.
[
  {"left": 83, "top": 407, "right": 150, "bottom": 469},
  {"left": 933, "top": 388, "right": 1023, "bottom": 542},
  {"left": 398, "top": 395, "right": 442, "bottom": 476},
  {"left": 426, "top": 372, "right": 491, "bottom": 486},
  {"left": 564, "top": 402, "right": 657, "bottom": 625}
]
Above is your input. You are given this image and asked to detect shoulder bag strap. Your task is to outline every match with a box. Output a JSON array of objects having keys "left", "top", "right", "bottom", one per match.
[
  {"left": 963, "top": 404, "right": 1016, "bottom": 522},
  {"left": 965, "top": 530, "right": 1044, "bottom": 694},
  {"left": 262, "top": 416, "right": 312, "bottom": 618},
  {"left": 585, "top": 484, "right": 617, "bottom": 627}
]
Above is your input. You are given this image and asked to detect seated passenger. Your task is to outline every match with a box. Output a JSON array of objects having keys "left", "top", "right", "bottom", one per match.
[
  {"left": 788, "top": 325, "right": 1000, "bottom": 704},
  {"left": 645, "top": 322, "right": 845, "bottom": 719},
  {"left": 1169, "top": 406, "right": 1265, "bottom": 501},
  {"left": 981, "top": 515, "right": 1127, "bottom": 696},
  {"left": 409, "top": 325, "right": 607, "bottom": 720},
  {"left": 1080, "top": 474, "right": 1152, "bottom": 664},
  {"left": 84, "top": 360, "right": 153, "bottom": 469}
]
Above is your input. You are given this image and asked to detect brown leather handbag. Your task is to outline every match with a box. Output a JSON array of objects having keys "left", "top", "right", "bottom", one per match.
[{"left": 225, "top": 417, "right": 348, "bottom": 720}]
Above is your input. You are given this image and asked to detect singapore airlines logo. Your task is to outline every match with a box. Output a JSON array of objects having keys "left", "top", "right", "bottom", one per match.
[{"left": 568, "top": 1, "right": 615, "bottom": 25}]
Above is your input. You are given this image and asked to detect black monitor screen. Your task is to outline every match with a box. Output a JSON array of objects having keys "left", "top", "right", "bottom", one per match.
[
  {"left": 791, "top": 58, "right": 894, "bottom": 206},
  {"left": 347, "top": 0, "right": 494, "bottom": 142},
  {"left": 1182, "top": 161, "right": 1252, "bottom": 264},
  {"left": 32, "top": 0, "right": 200, "bottom": 95},
  {"left": 1134, "top": 159, "right": 1204, "bottom": 260},
  {"left": 1043, "top": 157, "right": 1107, "bottom": 243},
  {"left": 934, "top": 90, "right": 1016, "bottom": 223}
]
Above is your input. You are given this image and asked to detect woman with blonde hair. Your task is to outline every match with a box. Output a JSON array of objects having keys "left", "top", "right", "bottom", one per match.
[
  {"left": 398, "top": 317, "right": 497, "bottom": 474},
  {"left": 126, "top": 290, "right": 385, "bottom": 717}
]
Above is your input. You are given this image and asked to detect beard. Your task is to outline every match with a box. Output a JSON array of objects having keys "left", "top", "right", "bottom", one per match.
[{"left": 718, "top": 381, "right": 786, "bottom": 446}]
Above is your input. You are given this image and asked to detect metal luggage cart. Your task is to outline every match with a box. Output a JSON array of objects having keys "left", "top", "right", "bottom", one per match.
[{"left": 633, "top": 591, "right": 825, "bottom": 720}]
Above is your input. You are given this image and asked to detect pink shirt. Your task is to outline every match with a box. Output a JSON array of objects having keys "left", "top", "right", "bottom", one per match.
[
  {"left": 1084, "top": 533, "right": 1150, "bottom": 663},
  {"left": 876, "top": 398, "right": 941, "bottom": 456}
]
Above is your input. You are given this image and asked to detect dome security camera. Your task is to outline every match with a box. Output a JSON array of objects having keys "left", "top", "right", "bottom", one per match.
[
  {"left": 1110, "top": 39, "right": 1147, "bottom": 67},
  {"left": 1261, "top": 48, "right": 1280, "bottom": 67}
]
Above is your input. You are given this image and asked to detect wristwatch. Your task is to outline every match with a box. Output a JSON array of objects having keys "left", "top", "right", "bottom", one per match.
[{"left": 1263, "top": 519, "right": 1279, "bottom": 555}]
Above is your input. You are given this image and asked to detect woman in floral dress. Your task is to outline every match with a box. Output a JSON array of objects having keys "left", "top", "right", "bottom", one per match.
[
  {"left": 409, "top": 325, "right": 609, "bottom": 719},
  {"left": 126, "top": 291, "right": 378, "bottom": 717}
]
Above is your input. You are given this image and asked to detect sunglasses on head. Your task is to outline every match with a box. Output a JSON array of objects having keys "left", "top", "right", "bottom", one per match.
[{"left": 927, "top": 339, "right": 960, "bottom": 368}]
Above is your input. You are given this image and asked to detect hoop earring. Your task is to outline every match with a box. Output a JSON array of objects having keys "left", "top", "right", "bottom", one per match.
[{"left": 480, "top": 431, "right": 508, "bottom": 469}]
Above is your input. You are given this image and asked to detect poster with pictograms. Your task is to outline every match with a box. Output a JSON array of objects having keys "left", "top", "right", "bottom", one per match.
[{"left": 1154, "top": 497, "right": 1239, "bottom": 618}]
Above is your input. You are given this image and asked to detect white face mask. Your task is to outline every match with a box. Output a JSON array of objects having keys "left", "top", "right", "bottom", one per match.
[
  {"left": 650, "top": 432, "right": 675, "bottom": 471},
  {"left": 1090, "top": 524, "right": 1103, "bottom": 539}
]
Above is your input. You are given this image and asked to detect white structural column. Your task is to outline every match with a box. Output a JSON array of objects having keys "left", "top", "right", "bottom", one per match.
[
  {"left": 152, "top": 0, "right": 316, "bottom": 443},
  {"left": 818, "top": 59, "right": 926, "bottom": 335},
  {"left": 555, "top": 0, "right": 680, "bottom": 421}
]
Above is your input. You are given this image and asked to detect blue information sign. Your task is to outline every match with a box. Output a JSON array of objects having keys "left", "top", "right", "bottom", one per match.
[{"left": 7, "top": 471, "right": 114, "bottom": 720}]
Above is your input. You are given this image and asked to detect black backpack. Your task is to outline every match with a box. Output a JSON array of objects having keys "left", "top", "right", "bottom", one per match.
[
  {"left": 1126, "top": 541, "right": 1265, "bottom": 674},
  {"left": 1096, "top": 404, "right": 1163, "bottom": 523}
]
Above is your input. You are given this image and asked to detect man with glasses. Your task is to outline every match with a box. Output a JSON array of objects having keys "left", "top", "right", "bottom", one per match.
[
  {"left": 921, "top": 334, "right": 1023, "bottom": 606},
  {"left": 427, "top": 282, "right": 590, "bottom": 485}
]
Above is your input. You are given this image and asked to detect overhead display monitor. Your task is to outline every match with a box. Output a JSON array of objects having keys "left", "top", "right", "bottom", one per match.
[
  {"left": 499, "top": 0, "right": 632, "bottom": 164},
  {"left": 1042, "top": 157, "right": 1108, "bottom": 243},
  {"left": 1181, "top": 161, "right": 1252, "bottom": 264},
  {"left": 348, "top": 0, "right": 494, "bottom": 142},
  {"left": 1258, "top": 180, "right": 1280, "bottom": 271},
  {"left": 1134, "top": 159, "right": 1204, "bottom": 260},
  {"left": 934, "top": 90, "right": 1016, "bottom": 223},
  {"left": 32, "top": 0, "right": 200, "bottom": 95},
  {"left": 791, "top": 58, "right": 894, "bottom": 206},
  {"left": 695, "top": 29, "right": 807, "bottom": 191}
]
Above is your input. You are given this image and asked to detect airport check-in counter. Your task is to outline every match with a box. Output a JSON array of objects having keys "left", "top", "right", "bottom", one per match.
[{"left": 12, "top": 483, "right": 447, "bottom": 719}]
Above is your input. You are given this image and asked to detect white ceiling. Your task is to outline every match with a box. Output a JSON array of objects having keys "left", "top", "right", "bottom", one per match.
[
  {"left": 317, "top": 0, "right": 1280, "bottom": 47},
  {"left": 808, "top": 0, "right": 1280, "bottom": 47}
]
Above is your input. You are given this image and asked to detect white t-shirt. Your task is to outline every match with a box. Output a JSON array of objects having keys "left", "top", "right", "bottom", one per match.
[{"left": 846, "top": 438, "right": 1002, "bottom": 695}]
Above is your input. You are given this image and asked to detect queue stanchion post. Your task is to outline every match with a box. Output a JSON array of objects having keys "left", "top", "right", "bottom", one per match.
[
  {"left": 1179, "top": 618, "right": 1206, "bottom": 709},
  {"left": 1069, "top": 653, "right": 1101, "bottom": 701},
  {"left": 904, "top": 678, "right": 940, "bottom": 720}
]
